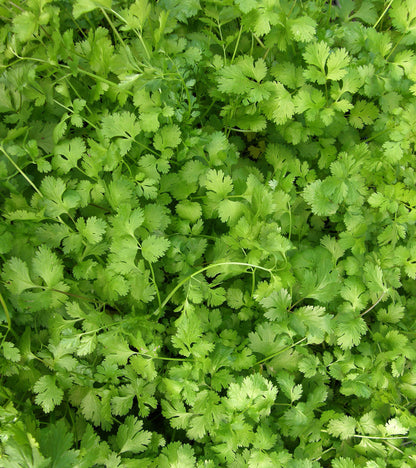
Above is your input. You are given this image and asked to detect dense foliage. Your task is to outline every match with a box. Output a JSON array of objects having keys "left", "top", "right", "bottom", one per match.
[{"left": 1, "top": 0, "right": 416, "bottom": 466}]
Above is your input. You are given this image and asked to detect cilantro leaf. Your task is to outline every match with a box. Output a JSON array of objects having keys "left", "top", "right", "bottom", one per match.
[
  {"left": 327, "top": 415, "right": 356, "bottom": 440},
  {"left": 2, "top": 258, "right": 36, "bottom": 294},
  {"left": 34, "top": 375, "right": 64, "bottom": 413},
  {"left": 141, "top": 235, "right": 170, "bottom": 263},
  {"left": 73, "top": 0, "right": 112, "bottom": 19},
  {"left": 115, "top": 416, "right": 152, "bottom": 454}
]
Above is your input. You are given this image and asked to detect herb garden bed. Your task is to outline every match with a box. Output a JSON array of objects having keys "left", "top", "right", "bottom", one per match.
[{"left": 1, "top": 0, "right": 416, "bottom": 466}]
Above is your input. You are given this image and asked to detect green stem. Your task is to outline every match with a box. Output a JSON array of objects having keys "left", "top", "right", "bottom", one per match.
[
  {"left": 148, "top": 262, "right": 162, "bottom": 311},
  {"left": 100, "top": 8, "right": 126, "bottom": 48},
  {"left": 0, "top": 146, "right": 43, "bottom": 196},
  {"left": 9, "top": 1, "right": 24, "bottom": 12},
  {"left": 217, "top": 21, "right": 227, "bottom": 64},
  {"left": 0, "top": 291, "right": 11, "bottom": 330},
  {"left": 49, "top": 288, "right": 99, "bottom": 303},
  {"left": 364, "top": 128, "right": 390, "bottom": 143},
  {"left": 139, "top": 353, "right": 192, "bottom": 362},
  {"left": 387, "top": 32, "right": 406, "bottom": 61},
  {"left": 53, "top": 99, "right": 97, "bottom": 129},
  {"left": 360, "top": 293, "right": 385, "bottom": 317},
  {"left": 353, "top": 435, "right": 409, "bottom": 440},
  {"left": 109, "top": 8, "right": 151, "bottom": 61},
  {"left": 157, "top": 262, "right": 272, "bottom": 315},
  {"left": 8, "top": 50, "right": 130, "bottom": 94},
  {"left": 254, "top": 337, "right": 307, "bottom": 366},
  {"left": 251, "top": 269, "right": 256, "bottom": 297},
  {"left": 231, "top": 24, "right": 243, "bottom": 63},
  {"left": 384, "top": 440, "right": 404, "bottom": 455},
  {"left": 373, "top": 0, "right": 394, "bottom": 28}
]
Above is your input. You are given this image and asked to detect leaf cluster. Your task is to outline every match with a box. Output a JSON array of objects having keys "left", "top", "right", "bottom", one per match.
[{"left": 1, "top": 0, "right": 416, "bottom": 466}]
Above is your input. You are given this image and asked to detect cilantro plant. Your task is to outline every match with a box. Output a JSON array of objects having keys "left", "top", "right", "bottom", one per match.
[{"left": 1, "top": 0, "right": 416, "bottom": 466}]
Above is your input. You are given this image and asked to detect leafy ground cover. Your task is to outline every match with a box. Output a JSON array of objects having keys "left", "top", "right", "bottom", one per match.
[{"left": 1, "top": 0, "right": 416, "bottom": 466}]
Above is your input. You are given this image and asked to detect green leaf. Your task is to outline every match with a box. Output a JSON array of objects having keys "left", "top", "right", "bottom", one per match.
[
  {"left": 153, "top": 124, "right": 181, "bottom": 150},
  {"left": 171, "top": 310, "right": 202, "bottom": 356},
  {"left": 141, "top": 235, "right": 170, "bottom": 263},
  {"left": 13, "top": 12, "right": 38, "bottom": 42},
  {"left": 332, "top": 457, "right": 356, "bottom": 468},
  {"left": 204, "top": 169, "right": 233, "bottom": 202},
  {"left": 34, "top": 375, "right": 64, "bottom": 413},
  {"left": 175, "top": 201, "right": 202, "bottom": 223},
  {"left": 289, "top": 16, "right": 317, "bottom": 42},
  {"left": 349, "top": 100, "right": 379, "bottom": 129},
  {"left": 157, "top": 442, "right": 196, "bottom": 468},
  {"left": 260, "top": 289, "right": 291, "bottom": 321},
  {"left": 262, "top": 82, "right": 295, "bottom": 125},
  {"left": 2, "top": 258, "right": 36, "bottom": 294},
  {"left": 53, "top": 138, "right": 85, "bottom": 174},
  {"left": 226, "top": 374, "right": 278, "bottom": 421},
  {"left": 32, "top": 246, "right": 65, "bottom": 288},
  {"left": 76, "top": 217, "right": 107, "bottom": 244},
  {"left": 327, "top": 415, "right": 356, "bottom": 440},
  {"left": 2, "top": 341, "right": 21, "bottom": 362},
  {"left": 73, "top": 0, "right": 112, "bottom": 19},
  {"left": 39, "top": 420, "right": 78, "bottom": 468},
  {"left": 121, "top": 0, "right": 151, "bottom": 31},
  {"left": 249, "top": 323, "right": 289, "bottom": 356},
  {"left": 276, "top": 371, "right": 303, "bottom": 402},
  {"left": 101, "top": 112, "right": 141, "bottom": 140},
  {"left": 303, "top": 180, "right": 339, "bottom": 216},
  {"left": 335, "top": 312, "right": 367, "bottom": 349},
  {"left": 80, "top": 389, "right": 102, "bottom": 426},
  {"left": 303, "top": 41, "right": 330, "bottom": 84},
  {"left": 326, "top": 49, "right": 350, "bottom": 81},
  {"left": 291, "top": 306, "right": 332, "bottom": 344},
  {"left": 115, "top": 415, "right": 152, "bottom": 454}
]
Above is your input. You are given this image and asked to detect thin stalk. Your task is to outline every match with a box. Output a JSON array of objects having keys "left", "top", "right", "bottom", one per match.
[
  {"left": 251, "top": 269, "right": 256, "bottom": 297},
  {"left": 386, "top": 33, "right": 406, "bottom": 61},
  {"left": 109, "top": 7, "right": 151, "bottom": 61},
  {"left": 353, "top": 434, "right": 409, "bottom": 440},
  {"left": 49, "top": 288, "right": 100, "bottom": 303},
  {"left": 231, "top": 24, "right": 243, "bottom": 63},
  {"left": 77, "top": 67, "right": 132, "bottom": 94},
  {"left": 139, "top": 353, "right": 192, "bottom": 362},
  {"left": 0, "top": 291, "right": 11, "bottom": 330},
  {"left": 148, "top": 262, "right": 162, "bottom": 311},
  {"left": 227, "top": 127, "right": 257, "bottom": 133},
  {"left": 157, "top": 262, "right": 272, "bottom": 315},
  {"left": 384, "top": 440, "right": 404, "bottom": 455},
  {"left": 373, "top": 0, "right": 394, "bottom": 29},
  {"left": 254, "top": 337, "right": 307, "bottom": 366},
  {"left": 8, "top": 50, "right": 130, "bottom": 93},
  {"left": 287, "top": 202, "right": 292, "bottom": 241},
  {"left": 63, "top": 78, "right": 96, "bottom": 120},
  {"left": 0, "top": 146, "right": 43, "bottom": 196},
  {"left": 360, "top": 293, "right": 385, "bottom": 317},
  {"left": 364, "top": 128, "right": 391, "bottom": 143},
  {"left": 100, "top": 8, "right": 127, "bottom": 49},
  {"left": 217, "top": 21, "right": 227, "bottom": 64},
  {"left": 287, "top": 0, "right": 297, "bottom": 18},
  {"left": 200, "top": 99, "right": 217, "bottom": 120},
  {"left": 9, "top": 1, "right": 24, "bottom": 12},
  {"left": 53, "top": 99, "right": 97, "bottom": 129},
  {"left": 253, "top": 34, "right": 265, "bottom": 48},
  {"left": 289, "top": 297, "right": 305, "bottom": 311}
]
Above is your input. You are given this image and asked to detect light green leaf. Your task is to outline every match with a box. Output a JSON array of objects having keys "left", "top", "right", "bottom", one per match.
[
  {"left": 141, "top": 235, "right": 170, "bottom": 263},
  {"left": 73, "top": 0, "right": 112, "bottom": 19}
]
